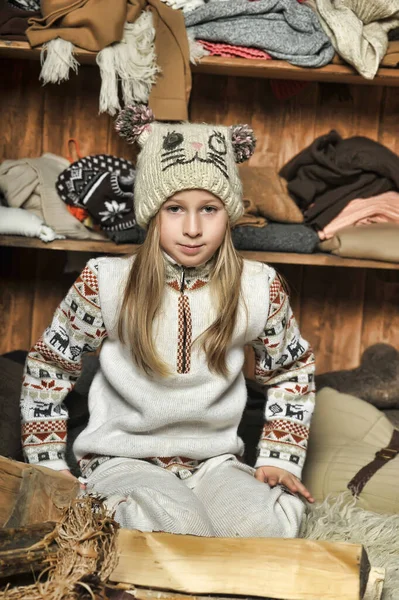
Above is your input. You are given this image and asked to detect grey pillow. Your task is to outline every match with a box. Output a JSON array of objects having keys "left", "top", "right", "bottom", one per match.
[{"left": 315, "top": 343, "right": 399, "bottom": 409}]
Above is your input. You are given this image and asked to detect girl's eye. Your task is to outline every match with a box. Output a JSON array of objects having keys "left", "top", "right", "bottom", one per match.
[
  {"left": 203, "top": 206, "right": 217, "bottom": 214},
  {"left": 166, "top": 206, "right": 182, "bottom": 213}
]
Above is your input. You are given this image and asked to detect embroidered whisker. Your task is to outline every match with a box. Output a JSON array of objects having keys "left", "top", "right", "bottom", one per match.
[
  {"left": 161, "top": 153, "right": 185, "bottom": 164},
  {"left": 161, "top": 148, "right": 185, "bottom": 157},
  {"left": 208, "top": 152, "right": 226, "bottom": 166},
  {"left": 162, "top": 159, "right": 186, "bottom": 171}
]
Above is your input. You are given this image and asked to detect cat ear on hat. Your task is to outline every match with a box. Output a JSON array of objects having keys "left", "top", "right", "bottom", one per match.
[
  {"left": 230, "top": 125, "right": 256, "bottom": 164},
  {"left": 115, "top": 105, "right": 154, "bottom": 146}
]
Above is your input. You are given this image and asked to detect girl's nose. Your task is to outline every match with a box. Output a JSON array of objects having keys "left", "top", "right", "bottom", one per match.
[
  {"left": 184, "top": 213, "right": 202, "bottom": 237},
  {"left": 191, "top": 142, "right": 203, "bottom": 151}
]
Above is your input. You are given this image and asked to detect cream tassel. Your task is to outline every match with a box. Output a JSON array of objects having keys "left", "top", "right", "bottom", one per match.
[
  {"left": 96, "top": 45, "right": 121, "bottom": 115},
  {"left": 187, "top": 30, "right": 209, "bottom": 64},
  {"left": 39, "top": 38, "right": 79, "bottom": 84},
  {"left": 97, "top": 11, "right": 160, "bottom": 116}
]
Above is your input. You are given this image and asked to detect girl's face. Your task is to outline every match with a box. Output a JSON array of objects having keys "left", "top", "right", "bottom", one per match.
[{"left": 159, "top": 189, "right": 228, "bottom": 267}]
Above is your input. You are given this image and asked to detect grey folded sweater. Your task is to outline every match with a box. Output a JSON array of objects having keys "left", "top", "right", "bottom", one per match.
[
  {"left": 232, "top": 223, "right": 319, "bottom": 253},
  {"left": 185, "top": 0, "right": 335, "bottom": 67}
]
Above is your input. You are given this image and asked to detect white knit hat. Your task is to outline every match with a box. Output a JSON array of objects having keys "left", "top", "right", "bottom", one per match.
[{"left": 115, "top": 106, "right": 256, "bottom": 229}]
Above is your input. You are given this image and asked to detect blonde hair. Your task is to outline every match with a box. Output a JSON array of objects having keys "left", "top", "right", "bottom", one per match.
[{"left": 117, "top": 216, "right": 243, "bottom": 378}]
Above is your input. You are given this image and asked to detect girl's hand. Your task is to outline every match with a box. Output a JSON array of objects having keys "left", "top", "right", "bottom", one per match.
[
  {"left": 59, "top": 468, "right": 86, "bottom": 490},
  {"left": 255, "top": 466, "right": 314, "bottom": 503}
]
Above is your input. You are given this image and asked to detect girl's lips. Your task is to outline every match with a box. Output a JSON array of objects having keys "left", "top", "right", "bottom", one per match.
[{"left": 178, "top": 244, "right": 204, "bottom": 255}]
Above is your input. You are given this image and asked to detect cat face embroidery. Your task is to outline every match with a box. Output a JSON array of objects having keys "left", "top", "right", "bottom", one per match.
[{"left": 160, "top": 130, "right": 229, "bottom": 179}]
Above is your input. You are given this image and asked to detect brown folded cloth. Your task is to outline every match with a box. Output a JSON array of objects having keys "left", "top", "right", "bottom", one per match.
[
  {"left": 27, "top": 0, "right": 190, "bottom": 120},
  {"left": 332, "top": 41, "right": 399, "bottom": 69},
  {"left": 380, "top": 41, "right": 399, "bottom": 68},
  {"left": 0, "top": 0, "right": 40, "bottom": 40},
  {"left": 319, "top": 223, "right": 399, "bottom": 263},
  {"left": 146, "top": 0, "right": 191, "bottom": 121},
  {"left": 27, "top": 0, "right": 130, "bottom": 51},
  {"left": 237, "top": 165, "right": 304, "bottom": 226},
  {"left": 235, "top": 199, "right": 268, "bottom": 229}
]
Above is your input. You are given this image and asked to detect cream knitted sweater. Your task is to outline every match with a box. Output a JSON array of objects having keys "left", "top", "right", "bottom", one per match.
[{"left": 21, "top": 255, "right": 315, "bottom": 479}]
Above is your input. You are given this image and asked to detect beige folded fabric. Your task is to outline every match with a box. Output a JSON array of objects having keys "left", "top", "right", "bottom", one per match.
[
  {"left": 332, "top": 40, "right": 399, "bottom": 67},
  {"left": 302, "top": 387, "right": 398, "bottom": 515},
  {"left": 0, "top": 154, "right": 105, "bottom": 240},
  {"left": 319, "top": 223, "right": 399, "bottom": 263},
  {"left": 315, "top": 0, "right": 399, "bottom": 79},
  {"left": 238, "top": 165, "right": 304, "bottom": 224}
]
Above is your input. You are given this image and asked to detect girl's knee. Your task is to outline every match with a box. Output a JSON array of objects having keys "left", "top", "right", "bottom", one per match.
[
  {"left": 232, "top": 489, "right": 305, "bottom": 538},
  {"left": 118, "top": 485, "right": 216, "bottom": 536},
  {"left": 175, "top": 508, "right": 216, "bottom": 536},
  {"left": 270, "top": 491, "right": 305, "bottom": 538}
]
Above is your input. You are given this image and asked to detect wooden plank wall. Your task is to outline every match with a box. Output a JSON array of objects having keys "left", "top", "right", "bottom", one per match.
[{"left": 0, "top": 59, "right": 398, "bottom": 374}]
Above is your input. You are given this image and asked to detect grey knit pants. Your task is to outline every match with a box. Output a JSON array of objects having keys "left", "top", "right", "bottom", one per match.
[{"left": 85, "top": 455, "right": 304, "bottom": 538}]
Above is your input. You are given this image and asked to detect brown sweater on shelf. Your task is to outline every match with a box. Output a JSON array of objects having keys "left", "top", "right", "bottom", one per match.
[{"left": 27, "top": 0, "right": 191, "bottom": 121}]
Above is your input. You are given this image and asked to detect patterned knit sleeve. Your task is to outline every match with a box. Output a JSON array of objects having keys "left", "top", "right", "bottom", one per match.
[
  {"left": 20, "top": 259, "right": 107, "bottom": 471},
  {"left": 249, "top": 267, "right": 316, "bottom": 479}
]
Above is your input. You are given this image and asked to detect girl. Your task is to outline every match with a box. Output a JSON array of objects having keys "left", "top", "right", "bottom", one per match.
[{"left": 21, "top": 107, "right": 316, "bottom": 538}]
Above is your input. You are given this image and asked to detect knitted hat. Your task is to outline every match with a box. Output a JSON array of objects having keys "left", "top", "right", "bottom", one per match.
[{"left": 115, "top": 105, "right": 256, "bottom": 229}]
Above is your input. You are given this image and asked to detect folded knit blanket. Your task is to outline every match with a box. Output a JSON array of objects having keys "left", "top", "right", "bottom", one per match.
[{"left": 185, "top": 0, "right": 335, "bottom": 68}]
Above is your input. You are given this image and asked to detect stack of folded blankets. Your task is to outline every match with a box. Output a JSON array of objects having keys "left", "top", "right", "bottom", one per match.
[
  {"left": 182, "top": 0, "right": 399, "bottom": 80},
  {"left": 0, "top": 151, "right": 147, "bottom": 245},
  {"left": 278, "top": 130, "right": 399, "bottom": 263},
  {"left": 0, "top": 153, "right": 107, "bottom": 242},
  {"left": 185, "top": 0, "right": 335, "bottom": 68},
  {"left": 231, "top": 166, "right": 320, "bottom": 254}
]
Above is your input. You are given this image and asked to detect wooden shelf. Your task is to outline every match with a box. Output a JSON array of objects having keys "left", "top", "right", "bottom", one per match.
[
  {"left": 1, "top": 235, "right": 398, "bottom": 270},
  {"left": 192, "top": 56, "right": 399, "bottom": 87},
  {"left": 1, "top": 40, "right": 398, "bottom": 87}
]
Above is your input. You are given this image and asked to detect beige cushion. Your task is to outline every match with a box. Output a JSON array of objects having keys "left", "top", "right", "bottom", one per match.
[
  {"left": 238, "top": 165, "right": 304, "bottom": 224},
  {"left": 319, "top": 223, "right": 399, "bottom": 263},
  {"left": 302, "top": 387, "right": 399, "bottom": 515}
]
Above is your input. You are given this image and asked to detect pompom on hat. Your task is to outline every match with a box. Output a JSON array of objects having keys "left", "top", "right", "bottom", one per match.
[{"left": 115, "top": 105, "right": 256, "bottom": 229}]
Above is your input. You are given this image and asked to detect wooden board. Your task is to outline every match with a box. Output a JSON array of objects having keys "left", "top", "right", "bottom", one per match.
[
  {"left": 1, "top": 41, "right": 398, "bottom": 87},
  {"left": 361, "top": 270, "right": 399, "bottom": 354},
  {"left": 110, "top": 529, "right": 370, "bottom": 600},
  {"left": 1, "top": 59, "right": 399, "bottom": 373},
  {"left": 0, "top": 247, "right": 37, "bottom": 355},
  {"left": 30, "top": 250, "right": 74, "bottom": 346},
  {"left": 42, "top": 64, "right": 110, "bottom": 159},
  {"left": 0, "top": 237, "right": 398, "bottom": 270},
  {"left": 109, "top": 567, "right": 384, "bottom": 600},
  {"left": 0, "top": 456, "right": 79, "bottom": 528},
  {"left": 0, "top": 522, "right": 57, "bottom": 580},
  {"left": 300, "top": 266, "right": 366, "bottom": 373}
]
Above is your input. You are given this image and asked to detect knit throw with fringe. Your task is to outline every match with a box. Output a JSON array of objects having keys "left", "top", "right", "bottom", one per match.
[
  {"left": 0, "top": 492, "right": 397, "bottom": 599},
  {"left": 39, "top": 11, "right": 159, "bottom": 116}
]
